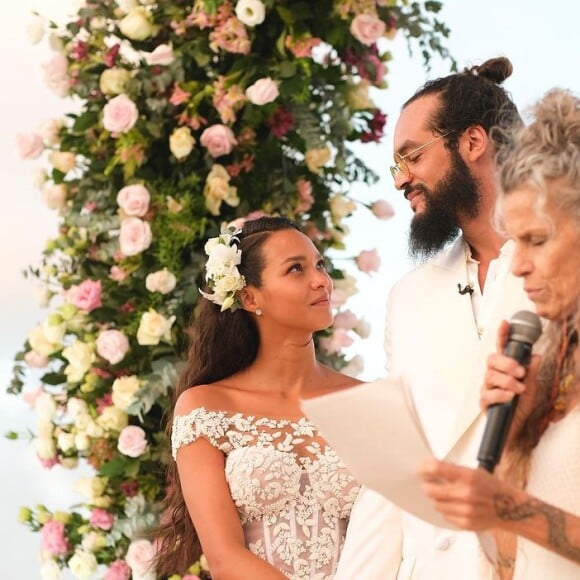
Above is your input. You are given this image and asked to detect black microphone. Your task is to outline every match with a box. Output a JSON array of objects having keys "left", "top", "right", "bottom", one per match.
[
  {"left": 477, "top": 310, "right": 542, "bottom": 473},
  {"left": 457, "top": 283, "right": 474, "bottom": 295}
]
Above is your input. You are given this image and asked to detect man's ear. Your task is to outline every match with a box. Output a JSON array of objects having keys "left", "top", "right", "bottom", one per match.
[
  {"left": 238, "top": 287, "right": 259, "bottom": 312},
  {"left": 461, "top": 125, "right": 489, "bottom": 162}
]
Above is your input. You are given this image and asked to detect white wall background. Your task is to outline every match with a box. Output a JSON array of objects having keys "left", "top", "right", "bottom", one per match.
[{"left": 1, "top": 0, "right": 579, "bottom": 576}]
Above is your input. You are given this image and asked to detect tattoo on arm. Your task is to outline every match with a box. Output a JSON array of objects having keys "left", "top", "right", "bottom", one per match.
[{"left": 493, "top": 494, "right": 580, "bottom": 563}]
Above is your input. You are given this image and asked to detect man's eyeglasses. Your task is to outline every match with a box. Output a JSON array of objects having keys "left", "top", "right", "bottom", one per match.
[{"left": 390, "top": 131, "right": 455, "bottom": 180}]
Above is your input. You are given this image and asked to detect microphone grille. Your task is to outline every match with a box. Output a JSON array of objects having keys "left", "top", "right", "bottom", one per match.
[{"left": 509, "top": 310, "right": 542, "bottom": 345}]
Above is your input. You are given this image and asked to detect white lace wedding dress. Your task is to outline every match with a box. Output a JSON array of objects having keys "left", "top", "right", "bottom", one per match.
[
  {"left": 513, "top": 406, "right": 580, "bottom": 579},
  {"left": 172, "top": 407, "right": 361, "bottom": 579}
]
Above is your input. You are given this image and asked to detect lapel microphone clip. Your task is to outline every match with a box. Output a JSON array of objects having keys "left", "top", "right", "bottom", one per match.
[{"left": 457, "top": 283, "right": 474, "bottom": 295}]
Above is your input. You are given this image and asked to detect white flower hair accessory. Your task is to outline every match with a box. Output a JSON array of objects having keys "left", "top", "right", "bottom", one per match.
[{"left": 199, "top": 226, "right": 246, "bottom": 312}]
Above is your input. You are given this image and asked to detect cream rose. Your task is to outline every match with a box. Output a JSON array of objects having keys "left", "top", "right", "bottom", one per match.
[
  {"left": 62, "top": 340, "right": 95, "bottom": 384},
  {"left": 329, "top": 194, "right": 356, "bottom": 220},
  {"left": 119, "top": 7, "right": 156, "bottom": 41},
  {"left": 111, "top": 375, "right": 141, "bottom": 411},
  {"left": 99, "top": 68, "right": 132, "bottom": 96},
  {"left": 39, "top": 559, "right": 61, "bottom": 580},
  {"left": 345, "top": 80, "right": 374, "bottom": 110},
  {"left": 119, "top": 217, "right": 152, "bottom": 256},
  {"left": 73, "top": 476, "right": 108, "bottom": 501},
  {"left": 28, "top": 325, "right": 60, "bottom": 357},
  {"left": 169, "top": 126, "right": 196, "bottom": 160},
  {"left": 26, "top": 14, "right": 45, "bottom": 45},
  {"left": 200, "top": 124, "right": 237, "bottom": 158},
  {"left": 42, "top": 183, "right": 68, "bottom": 211},
  {"left": 103, "top": 94, "right": 139, "bottom": 134},
  {"left": 37, "top": 118, "right": 64, "bottom": 146},
  {"left": 68, "top": 550, "right": 98, "bottom": 579},
  {"left": 245, "top": 77, "right": 279, "bottom": 105},
  {"left": 35, "top": 392, "right": 57, "bottom": 421},
  {"left": 116, "top": 184, "right": 150, "bottom": 217},
  {"left": 305, "top": 146, "right": 330, "bottom": 173},
  {"left": 97, "top": 406, "right": 129, "bottom": 431},
  {"left": 145, "top": 269, "right": 177, "bottom": 294},
  {"left": 48, "top": 151, "right": 76, "bottom": 174},
  {"left": 136, "top": 310, "right": 176, "bottom": 346},
  {"left": 235, "top": 0, "right": 266, "bottom": 27},
  {"left": 203, "top": 164, "right": 239, "bottom": 215}
]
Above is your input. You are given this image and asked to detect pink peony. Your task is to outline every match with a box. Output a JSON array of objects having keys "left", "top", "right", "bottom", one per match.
[
  {"left": 350, "top": 14, "right": 386, "bottom": 46},
  {"left": 103, "top": 94, "right": 139, "bottom": 134},
  {"left": 356, "top": 249, "right": 381, "bottom": 273},
  {"left": 16, "top": 133, "right": 44, "bottom": 159},
  {"left": 42, "top": 53, "right": 69, "bottom": 96},
  {"left": 119, "top": 217, "right": 152, "bottom": 256},
  {"left": 200, "top": 124, "right": 237, "bottom": 158},
  {"left": 116, "top": 184, "right": 150, "bottom": 217},
  {"left": 67, "top": 279, "right": 102, "bottom": 312},
  {"left": 371, "top": 199, "right": 394, "bottom": 219},
  {"left": 104, "top": 559, "right": 131, "bottom": 580},
  {"left": 90, "top": 508, "right": 115, "bottom": 531},
  {"left": 96, "top": 329, "right": 130, "bottom": 365},
  {"left": 245, "top": 77, "right": 279, "bottom": 105},
  {"left": 318, "top": 329, "right": 355, "bottom": 355},
  {"left": 118, "top": 425, "right": 149, "bottom": 457},
  {"left": 40, "top": 519, "right": 69, "bottom": 556}
]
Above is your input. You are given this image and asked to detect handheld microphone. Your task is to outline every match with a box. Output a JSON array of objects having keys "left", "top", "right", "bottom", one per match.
[{"left": 477, "top": 310, "right": 542, "bottom": 473}]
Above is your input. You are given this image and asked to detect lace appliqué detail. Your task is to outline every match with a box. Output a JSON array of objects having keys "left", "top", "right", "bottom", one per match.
[{"left": 172, "top": 407, "right": 360, "bottom": 579}]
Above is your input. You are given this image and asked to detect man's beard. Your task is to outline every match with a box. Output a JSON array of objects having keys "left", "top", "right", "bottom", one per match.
[{"left": 409, "top": 150, "right": 481, "bottom": 260}]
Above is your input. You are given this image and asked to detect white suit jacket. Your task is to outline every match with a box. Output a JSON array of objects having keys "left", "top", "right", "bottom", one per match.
[{"left": 336, "top": 238, "right": 533, "bottom": 580}]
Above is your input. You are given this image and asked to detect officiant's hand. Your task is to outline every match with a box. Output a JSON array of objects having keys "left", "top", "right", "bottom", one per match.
[
  {"left": 480, "top": 320, "right": 542, "bottom": 443},
  {"left": 418, "top": 459, "right": 517, "bottom": 531}
]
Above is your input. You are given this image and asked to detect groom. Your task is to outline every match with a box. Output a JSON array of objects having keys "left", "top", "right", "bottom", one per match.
[{"left": 336, "top": 57, "right": 534, "bottom": 579}]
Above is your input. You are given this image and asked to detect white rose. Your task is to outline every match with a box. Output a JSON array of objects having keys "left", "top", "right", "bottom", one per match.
[
  {"left": 35, "top": 434, "right": 57, "bottom": 460},
  {"left": 48, "top": 151, "right": 76, "bottom": 174},
  {"left": 96, "top": 329, "right": 130, "bottom": 364},
  {"left": 67, "top": 397, "right": 88, "bottom": 418},
  {"left": 62, "top": 340, "right": 95, "bottom": 384},
  {"left": 74, "top": 412, "right": 91, "bottom": 432},
  {"left": 111, "top": 375, "right": 141, "bottom": 410},
  {"left": 32, "top": 167, "right": 48, "bottom": 189},
  {"left": 145, "top": 269, "right": 177, "bottom": 294},
  {"left": 85, "top": 420, "right": 104, "bottom": 438},
  {"left": 34, "top": 284, "right": 51, "bottom": 308},
  {"left": 97, "top": 405, "right": 129, "bottom": 431},
  {"left": 136, "top": 310, "right": 176, "bottom": 346},
  {"left": 40, "top": 559, "right": 62, "bottom": 580},
  {"left": 235, "top": 0, "right": 266, "bottom": 27},
  {"left": 27, "top": 15, "right": 45, "bottom": 44},
  {"left": 169, "top": 126, "right": 196, "bottom": 160},
  {"left": 99, "top": 68, "right": 132, "bottom": 95},
  {"left": 68, "top": 549, "right": 98, "bottom": 579},
  {"left": 116, "top": 0, "right": 138, "bottom": 13},
  {"left": 35, "top": 392, "right": 57, "bottom": 421},
  {"left": 81, "top": 531, "right": 105, "bottom": 553},
  {"left": 28, "top": 325, "right": 60, "bottom": 356},
  {"left": 213, "top": 271, "right": 245, "bottom": 295},
  {"left": 42, "top": 315, "right": 66, "bottom": 343},
  {"left": 119, "top": 7, "right": 156, "bottom": 41},
  {"left": 245, "top": 77, "right": 279, "bottom": 105}
]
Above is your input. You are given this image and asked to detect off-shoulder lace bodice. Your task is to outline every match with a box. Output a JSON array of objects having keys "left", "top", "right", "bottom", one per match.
[{"left": 172, "top": 407, "right": 360, "bottom": 579}]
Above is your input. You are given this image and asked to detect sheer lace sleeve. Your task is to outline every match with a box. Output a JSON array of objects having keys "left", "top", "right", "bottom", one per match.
[{"left": 172, "top": 406, "right": 226, "bottom": 459}]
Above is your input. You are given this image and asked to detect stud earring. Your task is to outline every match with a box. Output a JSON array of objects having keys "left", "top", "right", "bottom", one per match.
[{"left": 255, "top": 308, "right": 263, "bottom": 316}]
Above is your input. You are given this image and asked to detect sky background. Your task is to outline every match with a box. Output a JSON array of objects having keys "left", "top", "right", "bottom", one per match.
[{"left": 1, "top": 0, "right": 579, "bottom": 576}]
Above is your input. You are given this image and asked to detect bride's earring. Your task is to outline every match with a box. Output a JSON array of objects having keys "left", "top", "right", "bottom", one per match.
[{"left": 255, "top": 308, "right": 263, "bottom": 316}]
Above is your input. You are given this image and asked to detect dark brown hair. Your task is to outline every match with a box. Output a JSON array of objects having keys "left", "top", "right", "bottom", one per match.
[
  {"left": 405, "top": 56, "right": 522, "bottom": 150},
  {"left": 152, "top": 216, "right": 302, "bottom": 576}
]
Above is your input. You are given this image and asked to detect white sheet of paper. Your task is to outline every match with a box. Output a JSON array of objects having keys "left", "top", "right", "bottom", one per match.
[{"left": 301, "top": 377, "right": 454, "bottom": 529}]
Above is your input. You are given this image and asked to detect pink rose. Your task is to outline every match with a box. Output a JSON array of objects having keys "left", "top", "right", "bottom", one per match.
[
  {"left": 103, "top": 94, "right": 139, "bottom": 134},
  {"left": 125, "top": 539, "right": 156, "bottom": 577},
  {"left": 333, "top": 310, "right": 359, "bottom": 330},
  {"left": 296, "top": 178, "right": 314, "bottom": 213},
  {"left": 318, "top": 329, "right": 355, "bottom": 355},
  {"left": 356, "top": 249, "right": 381, "bottom": 273},
  {"left": 116, "top": 184, "right": 150, "bottom": 217},
  {"left": 119, "top": 217, "right": 152, "bottom": 256},
  {"left": 245, "top": 77, "right": 279, "bottom": 105},
  {"left": 330, "top": 288, "right": 348, "bottom": 308},
  {"left": 96, "top": 329, "right": 129, "bottom": 365},
  {"left": 350, "top": 14, "right": 386, "bottom": 46},
  {"left": 67, "top": 279, "right": 102, "bottom": 312},
  {"left": 104, "top": 559, "right": 131, "bottom": 580},
  {"left": 16, "top": 133, "right": 44, "bottom": 159},
  {"left": 109, "top": 265, "right": 128, "bottom": 282},
  {"left": 89, "top": 508, "right": 115, "bottom": 531},
  {"left": 118, "top": 425, "right": 148, "bottom": 457},
  {"left": 144, "top": 44, "right": 174, "bottom": 66},
  {"left": 24, "top": 351, "right": 49, "bottom": 368},
  {"left": 42, "top": 53, "right": 69, "bottom": 96},
  {"left": 371, "top": 199, "right": 394, "bottom": 219},
  {"left": 200, "top": 124, "right": 237, "bottom": 158},
  {"left": 40, "top": 519, "right": 68, "bottom": 556}
]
